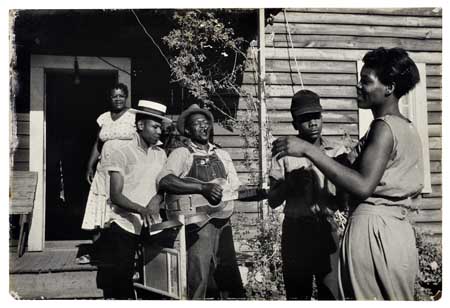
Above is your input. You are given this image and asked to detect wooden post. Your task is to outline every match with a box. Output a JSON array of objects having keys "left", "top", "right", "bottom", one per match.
[
  {"left": 258, "top": 8, "right": 268, "bottom": 218},
  {"left": 178, "top": 215, "right": 188, "bottom": 299}
]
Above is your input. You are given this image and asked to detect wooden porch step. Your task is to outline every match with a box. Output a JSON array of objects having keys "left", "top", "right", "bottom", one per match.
[
  {"left": 9, "top": 240, "right": 104, "bottom": 299},
  {"left": 10, "top": 270, "right": 103, "bottom": 299}
]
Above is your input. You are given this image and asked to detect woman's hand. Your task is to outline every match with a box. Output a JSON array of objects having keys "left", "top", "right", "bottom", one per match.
[
  {"left": 86, "top": 168, "right": 95, "bottom": 184},
  {"left": 272, "top": 136, "right": 311, "bottom": 159}
]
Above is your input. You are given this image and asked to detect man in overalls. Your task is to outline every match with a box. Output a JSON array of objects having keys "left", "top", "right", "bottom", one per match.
[{"left": 158, "top": 104, "right": 245, "bottom": 299}]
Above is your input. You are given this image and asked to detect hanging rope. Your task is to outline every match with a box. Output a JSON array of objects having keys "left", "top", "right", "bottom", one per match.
[{"left": 283, "top": 9, "right": 305, "bottom": 90}]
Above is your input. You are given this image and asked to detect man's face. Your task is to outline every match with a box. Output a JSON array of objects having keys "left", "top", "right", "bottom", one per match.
[
  {"left": 185, "top": 113, "right": 211, "bottom": 144},
  {"left": 138, "top": 119, "right": 162, "bottom": 146},
  {"left": 292, "top": 112, "right": 323, "bottom": 143}
]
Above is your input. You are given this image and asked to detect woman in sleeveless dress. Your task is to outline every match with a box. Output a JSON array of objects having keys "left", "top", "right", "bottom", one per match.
[
  {"left": 272, "top": 47, "right": 424, "bottom": 300},
  {"left": 78, "top": 83, "right": 136, "bottom": 263}
]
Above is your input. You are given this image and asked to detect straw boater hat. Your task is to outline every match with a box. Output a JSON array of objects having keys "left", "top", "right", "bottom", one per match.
[
  {"left": 130, "top": 100, "right": 171, "bottom": 122},
  {"left": 177, "top": 104, "right": 214, "bottom": 137}
]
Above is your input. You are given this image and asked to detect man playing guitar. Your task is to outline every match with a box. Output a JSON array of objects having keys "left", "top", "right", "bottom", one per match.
[{"left": 158, "top": 104, "right": 246, "bottom": 300}]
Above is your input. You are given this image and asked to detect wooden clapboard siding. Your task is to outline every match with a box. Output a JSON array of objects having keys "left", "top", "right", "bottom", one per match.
[
  {"left": 11, "top": 113, "right": 30, "bottom": 171},
  {"left": 236, "top": 8, "right": 442, "bottom": 241}
]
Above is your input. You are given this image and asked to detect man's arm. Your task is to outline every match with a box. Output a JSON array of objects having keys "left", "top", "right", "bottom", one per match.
[
  {"left": 159, "top": 174, "right": 223, "bottom": 205},
  {"left": 109, "top": 171, "right": 160, "bottom": 227}
]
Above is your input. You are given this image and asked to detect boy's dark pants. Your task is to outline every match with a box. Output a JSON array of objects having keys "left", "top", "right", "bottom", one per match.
[
  {"left": 96, "top": 222, "right": 139, "bottom": 299},
  {"left": 281, "top": 216, "right": 339, "bottom": 300}
]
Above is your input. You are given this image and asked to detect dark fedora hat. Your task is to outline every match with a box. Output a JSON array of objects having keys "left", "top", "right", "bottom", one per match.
[
  {"left": 177, "top": 104, "right": 214, "bottom": 136},
  {"left": 129, "top": 100, "right": 171, "bottom": 122}
]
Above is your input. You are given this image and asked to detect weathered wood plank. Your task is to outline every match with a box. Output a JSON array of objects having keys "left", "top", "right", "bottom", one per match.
[
  {"left": 427, "top": 100, "right": 441, "bottom": 112},
  {"left": 413, "top": 222, "right": 442, "bottom": 236},
  {"left": 410, "top": 209, "right": 441, "bottom": 223},
  {"left": 416, "top": 197, "right": 442, "bottom": 209},
  {"left": 11, "top": 162, "right": 28, "bottom": 171},
  {"left": 13, "top": 113, "right": 30, "bottom": 121},
  {"left": 428, "top": 125, "right": 441, "bottom": 137},
  {"left": 427, "top": 112, "right": 442, "bottom": 125},
  {"left": 16, "top": 121, "right": 30, "bottom": 134},
  {"left": 426, "top": 76, "right": 441, "bottom": 88},
  {"left": 16, "top": 135, "right": 30, "bottom": 149},
  {"left": 266, "top": 23, "right": 442, "bottom": 40},
  {"left": 428, "top": 137, "right": 441, "bottom": 149},
  {"left": 268, "top": 34, "right": 442, "bottom": 52},
  {"left": 251, "top": 72, "right": 357, "bottom": 86},
  {"left": 430, "top": 173, "right": 441, "bottom": 185},
  {"left": 10, "top": 271, "right": 103, "bottom": 299},
  {"left": 272, "top": 11, "right": 442, "bottom": 27},
  {"left": 422, "top": 185, "right": 442, "bottom": 198},
  {"left": 12, "top": 149, "right": 29, "bottom": 162},
  {"left": 429, "top": 150, "right": 441, "bottom": 161},
  {"left": 426, "top": 64, "right": 442, "bottom": 76},
  {"left": 265, "top": 98, "right": 357, "bottom": 110},
  {"left": 284, "top": 8, "right": 442, "bottom": 17},
  {"left": 429, "top": 161, "right": 441, "bottom": 173},
  {"left": 427, "top": 88, "right": 441, "bottom": 100},
  {"left": 265, "top": 48, "right": 442, "bottom": 64},
  {"left": 264, "top": 59, "right": 356, "bottom": 73},
  {"left": 253, "top": 85, "right": 356, "bottom": 98},
  {"left": 267, "top": 110, "right": 358, "bottom": 123},
  {"left": 272, "top": 123, "right": 358, "bottom": 135}
]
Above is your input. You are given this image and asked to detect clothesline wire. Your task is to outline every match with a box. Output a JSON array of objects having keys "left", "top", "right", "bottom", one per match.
[{"left": 131, "top": 9, "right": 171, "bottom": 69}]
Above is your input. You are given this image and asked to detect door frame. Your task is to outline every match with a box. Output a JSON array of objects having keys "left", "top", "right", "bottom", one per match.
[{"left": 29, "top": 55, "right": 131, "bottom": 251}]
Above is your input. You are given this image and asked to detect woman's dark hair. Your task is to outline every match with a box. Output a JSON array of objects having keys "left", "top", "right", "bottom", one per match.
[
  {"left": 362, "top": 47, "right": 420, "bottom": 99},
  {"left": 110, "top": 82, "right": 129, "bottom": 98}
]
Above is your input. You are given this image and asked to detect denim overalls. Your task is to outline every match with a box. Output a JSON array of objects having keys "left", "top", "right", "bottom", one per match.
[{"left": 184, "top": 146, "right": 245, "bottom": 299}]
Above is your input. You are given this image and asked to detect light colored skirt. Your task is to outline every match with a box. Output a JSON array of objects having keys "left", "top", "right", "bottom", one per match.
[
  {"left": 81, "top": 160, "right": 109, "bottom": 230},
  {"left": 338, "top": 203, "right": 418, "bottom": 300},
  {"left": 81, "top": 140, "right": 130, "bottom": 230}
]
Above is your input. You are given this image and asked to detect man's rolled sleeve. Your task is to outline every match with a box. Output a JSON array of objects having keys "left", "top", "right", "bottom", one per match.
[
  {"left": 102, "top": 149, "right": 126, "bottom": 177},
  {"left": 156, "top": 147, "right": 191, "bottom": 184}
]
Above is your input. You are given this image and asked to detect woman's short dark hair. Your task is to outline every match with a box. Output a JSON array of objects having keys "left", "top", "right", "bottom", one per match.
[
  {"left": 110, "top": 82, "right": 129, "bottom": 98},
  {"left": 362, "top": 47, "right": 420, "bottom": 99}
]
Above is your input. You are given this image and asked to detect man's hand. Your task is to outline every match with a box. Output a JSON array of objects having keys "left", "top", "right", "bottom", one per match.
[
  {"left": 141, "top": 194, "right": 163, "bottom": 228},
  {"left": 201, "top": 182, "right": 223, "bottom": 205}
]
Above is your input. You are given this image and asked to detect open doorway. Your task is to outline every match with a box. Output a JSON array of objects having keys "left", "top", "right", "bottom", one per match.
[{"left": 45, "top": 69, "right": 117, "bottom": 240}]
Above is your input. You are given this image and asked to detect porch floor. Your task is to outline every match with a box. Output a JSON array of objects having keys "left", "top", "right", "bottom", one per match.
[{"left": 10, "top": 240, "right": 97, "bottom": 274}]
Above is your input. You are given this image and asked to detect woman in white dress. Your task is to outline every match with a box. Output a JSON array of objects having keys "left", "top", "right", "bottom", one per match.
[{"left": 78, "top": 83, "right": 136, "bottom": 263}]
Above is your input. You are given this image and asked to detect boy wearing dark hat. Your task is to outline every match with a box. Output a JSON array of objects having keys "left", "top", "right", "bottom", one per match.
[
  {"left": 268, "top": 90, "right": 346, "bottom": 300},
  {"left": 157, "top": 104, "right": 245, "bottom": 299}
]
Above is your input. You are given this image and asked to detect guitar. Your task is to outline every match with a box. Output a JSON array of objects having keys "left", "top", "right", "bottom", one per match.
[{"left": 164, "top": 177, "right": 267, "bottom": 229}]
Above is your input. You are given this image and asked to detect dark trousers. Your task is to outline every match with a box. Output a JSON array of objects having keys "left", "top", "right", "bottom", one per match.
[
  {"left": 96, "top": 222, "right": 139, "bottom": 299},
  {"left": 281, "top": 216, "right": 339, "bottom": 300},
  {"left": 186, "top": 218, "right": 246, "bottom": 299}
]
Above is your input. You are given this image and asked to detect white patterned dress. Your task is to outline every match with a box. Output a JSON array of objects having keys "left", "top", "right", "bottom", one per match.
[{"left": 81, "top": 110, "right": 136, "bottom": 230}]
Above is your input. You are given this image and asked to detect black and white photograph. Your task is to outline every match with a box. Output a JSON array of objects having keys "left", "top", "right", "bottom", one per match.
[{"left": 5, "top": 0, "right": 446, "bottom": 302}]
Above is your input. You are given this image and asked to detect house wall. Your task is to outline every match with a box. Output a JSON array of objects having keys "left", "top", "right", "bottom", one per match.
[{"left": 235, "top": 7, "right": 442, "bottom": 240}]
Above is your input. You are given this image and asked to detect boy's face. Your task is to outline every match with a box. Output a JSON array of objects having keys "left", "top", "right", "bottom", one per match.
[{"left": 292, "top": 112, "right": 323, "bottom": 143}]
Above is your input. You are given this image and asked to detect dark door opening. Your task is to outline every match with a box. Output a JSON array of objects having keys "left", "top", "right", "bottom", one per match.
[{"left": 45, "top": 69, "right": 117, "bottom": 240}]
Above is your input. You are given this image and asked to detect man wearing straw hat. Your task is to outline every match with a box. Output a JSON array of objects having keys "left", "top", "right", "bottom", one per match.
[
  {"left": 96, "top": 100, "right": 171, "bottom": 299},
  {"left": 158, "top": 104, "right": 245, "bottom": 299}
]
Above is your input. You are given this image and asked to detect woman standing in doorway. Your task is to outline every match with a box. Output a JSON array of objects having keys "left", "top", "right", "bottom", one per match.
[
  {"left": 78, "top": 83, "right": 136, "bottom": 264},
  {"left": 272, "top": 47, "right": 424, "bottom": 300}
]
